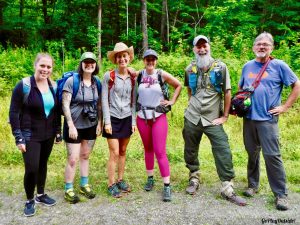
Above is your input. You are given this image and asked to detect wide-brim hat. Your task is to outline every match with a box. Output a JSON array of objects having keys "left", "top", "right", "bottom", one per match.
[{"left": 107, "top": 42, "right": 134, "bottom": 64}]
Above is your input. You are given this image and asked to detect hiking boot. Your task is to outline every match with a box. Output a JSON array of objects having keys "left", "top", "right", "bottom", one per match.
[
  {"left": 24, "top": 199, "right": 35, "bottom": 217},
  {"left": 80, "top": 184, "right": 96, "bottom": 199},
  {"left": 64, "top": 189, "right": 80, "bottom": 204},
  {"left": 35, "top": 194, "right": 56, "bottom": 206},
  {"left": 116, "top": 180, "right": 131, "bottom": 193},
  {"left": 163, "top": 186, "right": 172, "bottom": 202},
  {"left": 144, "top": 177, "right": 155, "bottom": 191},
  {"left": 243, "top": 187, "right": 258, "bottom": 197},
  {"left": 221, "top": 192, "right": 247, "bottom": 206},
  {"left": 221, "top": 181, "right": 246, "bottom": 206},
  {"left": 186, "top": 180, "right": 199, "bottom": 195},
  {"left": 108, "top": 183, "right": 122, "bottom": 198},
  {"left": 275, "top": 196, "right": 289, "bottom": 211}
]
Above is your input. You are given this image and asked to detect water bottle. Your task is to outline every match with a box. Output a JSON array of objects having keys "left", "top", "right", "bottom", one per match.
[
  {"left": 244, "top": 98, "right": 251, "bottom": 107},
  {"left": 189, "top": 61, "right": 198, "bottom": 95}
]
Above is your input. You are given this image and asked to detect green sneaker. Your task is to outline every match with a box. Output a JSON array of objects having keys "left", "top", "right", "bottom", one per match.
[
  {"left": 144, "top": 177, "right": 155, "bottom": 191},
  {"left": 80, "top": 184, "right": 96, "bottom": 199},
  {"left": 163, "top": 185, "right": 172, "bottom": 202},
  {"left": 108, "top": 183, "right": 122, "bottom": 198},
  {"left": 64, "top": 189, "right": 80, "bottom": 204},
  {"left": 117, "top": 180, "right": 131, "bottom": 193}
]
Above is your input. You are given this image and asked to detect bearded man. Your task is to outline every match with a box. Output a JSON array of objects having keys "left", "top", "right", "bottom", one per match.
[{"left": 182, "top": 35, "right": 246, "bottom": 206}]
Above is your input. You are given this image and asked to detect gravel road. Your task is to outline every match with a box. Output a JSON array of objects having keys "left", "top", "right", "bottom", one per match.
[{"left": 1, "top": 186, "right": 299, "bottom": 225}]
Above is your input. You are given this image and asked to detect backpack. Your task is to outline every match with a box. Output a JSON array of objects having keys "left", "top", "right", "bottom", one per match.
[
  {"left": 188, "top": 60, "right": 223, "bottom": 95},
  {"left": 108, "top": 69, "right": 135, "bottom": 106},
  {"left": 22, "top": 76, "right": 57, "bottom": 104},
  {"left": 136, "top": 69, "right": 171, "bottom": 114},
  {"left": 56, "top": 71, "right": 102, "bottom": 114}
]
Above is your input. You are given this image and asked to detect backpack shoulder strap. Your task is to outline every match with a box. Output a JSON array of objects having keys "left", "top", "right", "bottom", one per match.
[
  {"left": 94, "top": 76, "right": 102, "bottom": 94},
  {"left": 108, "top": 70, "right": 115, "bottom": 90},
  {"left": 157, "top": 69, "right": 164, "bottom": 86},
  {"left": 137, "top": 71, "right": 143, "bottom": 86},
  {"left": 72, "top": 72, "right": 80, "bottom": 100},
  {"left": 22, "top": 77, "right": 31, "bottom": 104}
]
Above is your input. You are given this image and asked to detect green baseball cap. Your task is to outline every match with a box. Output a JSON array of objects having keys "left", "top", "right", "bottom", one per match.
[{"left": 80, "top": 52, "right": 97, "bottom": 62}]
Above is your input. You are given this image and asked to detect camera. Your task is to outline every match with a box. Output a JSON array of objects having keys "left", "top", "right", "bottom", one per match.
[{"left": 83, "top": 108, "right": 97, "bottom": 122}]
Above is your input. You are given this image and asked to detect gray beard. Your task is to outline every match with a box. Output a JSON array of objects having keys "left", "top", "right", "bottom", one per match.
[{"left": 195, "top": 54, "right": 211, "bottom": 69}]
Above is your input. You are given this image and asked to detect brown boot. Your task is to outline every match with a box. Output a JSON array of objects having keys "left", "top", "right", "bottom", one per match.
[
  {"left": 221, "top": 181, "right": 247, "bottom": 206},
  {"left": 186, "top": 171, "right": 200, "bottom": 195}
]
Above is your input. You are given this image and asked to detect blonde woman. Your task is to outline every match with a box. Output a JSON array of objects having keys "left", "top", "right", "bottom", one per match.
[{"left": 102, "top": 42, "right": 136, "bottom": 198}]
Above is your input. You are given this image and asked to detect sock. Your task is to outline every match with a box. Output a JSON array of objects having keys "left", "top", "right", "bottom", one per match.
[
  {"left": 65, "top": 182, "right": 73, "bottom": 191},
  {"left": 80, "top": 176, "right": 88, "bottom": 187},
  {"left": 37, "top": 193, "right": 44, "bottom": 197},
  {"left": 164, "top": 183, "right": 170, "bottom": 187}
]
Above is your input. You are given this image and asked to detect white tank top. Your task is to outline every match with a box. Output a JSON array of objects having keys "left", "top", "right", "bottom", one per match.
[{"left": 137, "top": 69, "right": 164, "bottom": 119}]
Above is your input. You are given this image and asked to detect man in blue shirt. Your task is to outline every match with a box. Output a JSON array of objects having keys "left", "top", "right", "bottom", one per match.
[{"left": 239, "top": 32, "right": 300, "bottom": 210}]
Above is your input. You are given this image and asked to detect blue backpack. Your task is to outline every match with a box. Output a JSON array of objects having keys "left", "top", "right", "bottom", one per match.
[{"left": 56, "top": 71, "right": 102, "bottom": 114}]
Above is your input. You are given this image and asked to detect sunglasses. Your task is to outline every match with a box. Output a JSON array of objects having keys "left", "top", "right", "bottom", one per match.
[
  {"left": 83, "top": 60, "right": 96, "bottom": 64},
  {"left": 145, "top": 57, "right": 157, "bottom": 62}
]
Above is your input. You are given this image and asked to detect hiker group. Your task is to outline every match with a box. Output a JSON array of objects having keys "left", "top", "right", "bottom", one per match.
[{"left": 9, "top": 32, "right": 300, "bottom": 217}]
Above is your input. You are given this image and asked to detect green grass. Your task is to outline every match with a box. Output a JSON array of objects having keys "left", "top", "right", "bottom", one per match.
[{"left": 1, "top": 92, "right": 300, "bottom": 197}]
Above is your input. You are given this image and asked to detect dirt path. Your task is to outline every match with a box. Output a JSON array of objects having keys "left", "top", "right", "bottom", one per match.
[{"left": 1, "top": 187, "right": 299, "bottom": 225}]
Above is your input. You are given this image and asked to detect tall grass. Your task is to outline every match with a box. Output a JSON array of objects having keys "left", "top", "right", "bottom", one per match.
[{"left": 1, "top": 89, "right": 299, "bottom": 196}]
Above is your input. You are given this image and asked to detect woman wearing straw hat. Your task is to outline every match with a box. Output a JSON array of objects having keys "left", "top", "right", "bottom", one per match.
[{"left": 102, "top": 42, "right": 136, "bottom": 198}]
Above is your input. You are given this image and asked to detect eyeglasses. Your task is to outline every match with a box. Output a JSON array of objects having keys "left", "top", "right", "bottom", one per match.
[{"left": 255, "top": 43, "right": 272, "bottom": 47}]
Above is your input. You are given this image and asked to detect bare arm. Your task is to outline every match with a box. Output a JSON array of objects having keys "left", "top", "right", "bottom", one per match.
[
  {"left": 96, "top": 92, "right": 103, "bottom": 136},
  {"left": 212, "top": 89, "right": 231, "bottom": 125},
  {"left": 161, "top": 71, "right": 182, "bottom": 106},
  {"left": 62, "top": 91, "right": 78, "bottom": 139},
  {"left": 269, "top": 80, "right": 300, "bottom": 115}
]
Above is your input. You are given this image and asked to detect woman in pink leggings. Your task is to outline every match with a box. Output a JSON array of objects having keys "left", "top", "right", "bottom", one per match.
[{"left": 136, "top": 49, "right": 181, "bottom": 201}]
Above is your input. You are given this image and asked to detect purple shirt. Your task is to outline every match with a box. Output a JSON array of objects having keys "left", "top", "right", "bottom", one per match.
[{"left": 239, "top": 59, "right": 298, "bottom": 121}]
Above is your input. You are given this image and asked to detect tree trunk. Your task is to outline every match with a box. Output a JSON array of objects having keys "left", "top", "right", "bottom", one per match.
[
  {"left": 98, "top": 0, "right": 102, "bottom": 62},
  {"left": 42, "top": 0, "right": 50, "bottom": 24},
  {"left": 141, "top": 0, "right": 148, "bottom": 51},
  {"left": 19, "top": 0, "right": 24, "bottom": 17},
  {"left": 161, "top": 0, "right": 168, "bottom": 51}
]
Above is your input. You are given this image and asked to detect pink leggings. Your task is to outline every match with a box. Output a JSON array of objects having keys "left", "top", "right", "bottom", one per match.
[{"left": 137, "top": 114, "right": 170, "bottom": 177}]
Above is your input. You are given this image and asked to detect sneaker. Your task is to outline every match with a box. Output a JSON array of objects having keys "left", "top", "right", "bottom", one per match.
[
  {"left": 221, "top": 192, "right": 247, "bottom": 206},
  {"left": 64, "top": 189, "right": 80, "bottom": 204},
  {"left": 108, "top": 183, "right": 122, "bottom": 198},
  {"left": 35, "top": 194, "right": 56, "bottom": 206},
  {"left": 117, "top": 180, "right": 131, "bottom": 193},
  {"left": 276, "top": 196, "right": 288, "bottom": 211},
  {"left": 24, "top": 199, "right": 35, "bottom": 217},
  {"left": 144, "top": 177, "right": 155, "bottom": 191},
  {"left": 80, "top": 184, "right": 96, "bottom": 199},
  {"left": 163, "top": 186, "right": 172, "bottom": 202},
  {"left": 243, "top": 187, "right": 258, "bottom": 197},
  {"left": 186, "top": 180, "right": 199, "bottom": 195}
]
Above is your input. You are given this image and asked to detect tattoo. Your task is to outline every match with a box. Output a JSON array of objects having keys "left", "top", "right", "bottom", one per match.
[
  {"left": 62, "top": 92, "right": 73, "bottom": 124},
  {"left": 66, "top": 143, "right": 72, "bottom": 156},
  {"left": 87, "top": 140, "right": 96, "bottom": 149}
]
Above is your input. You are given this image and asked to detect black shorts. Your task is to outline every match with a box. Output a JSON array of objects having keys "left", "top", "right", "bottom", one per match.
[
  {"left": 63, "top": 122, "right": 97, "bottom": 143},
  {"left": 102, "top": 116, "right": 132, "bottom": 139}
]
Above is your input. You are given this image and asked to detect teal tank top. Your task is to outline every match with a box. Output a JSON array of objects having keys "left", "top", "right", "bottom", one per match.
[{"left": 42, "top": 90, "right": 54, "bottom": 117}]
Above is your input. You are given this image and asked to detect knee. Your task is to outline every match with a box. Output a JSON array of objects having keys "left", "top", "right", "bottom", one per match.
[
  {"left": 80, "top": 152, "right": 90, "bottom": 160},
  {"left": 119, "top": 148, "right": 127, "bottom": 157},
  {"left": 109, "top": 151, "right": 119, "bottom": 161},
  {"left": 68, "top": 157, "right": 79, "bottom": 168}
]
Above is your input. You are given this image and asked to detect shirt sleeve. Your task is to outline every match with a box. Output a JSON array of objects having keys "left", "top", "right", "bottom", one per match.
[
  {"left": 101, "top": 71, "right": 111, "bottom": 125},
  {"left": 9, "top": 81, "right": 26, "bottom": 145},
  {"left": 63, "top": 77, "right": 74, "bottom": 94}
]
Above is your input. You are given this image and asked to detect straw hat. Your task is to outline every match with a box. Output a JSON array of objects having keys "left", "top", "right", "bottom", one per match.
[{"left": 107, "top": 42, "right": 134, "bottom": 64}]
